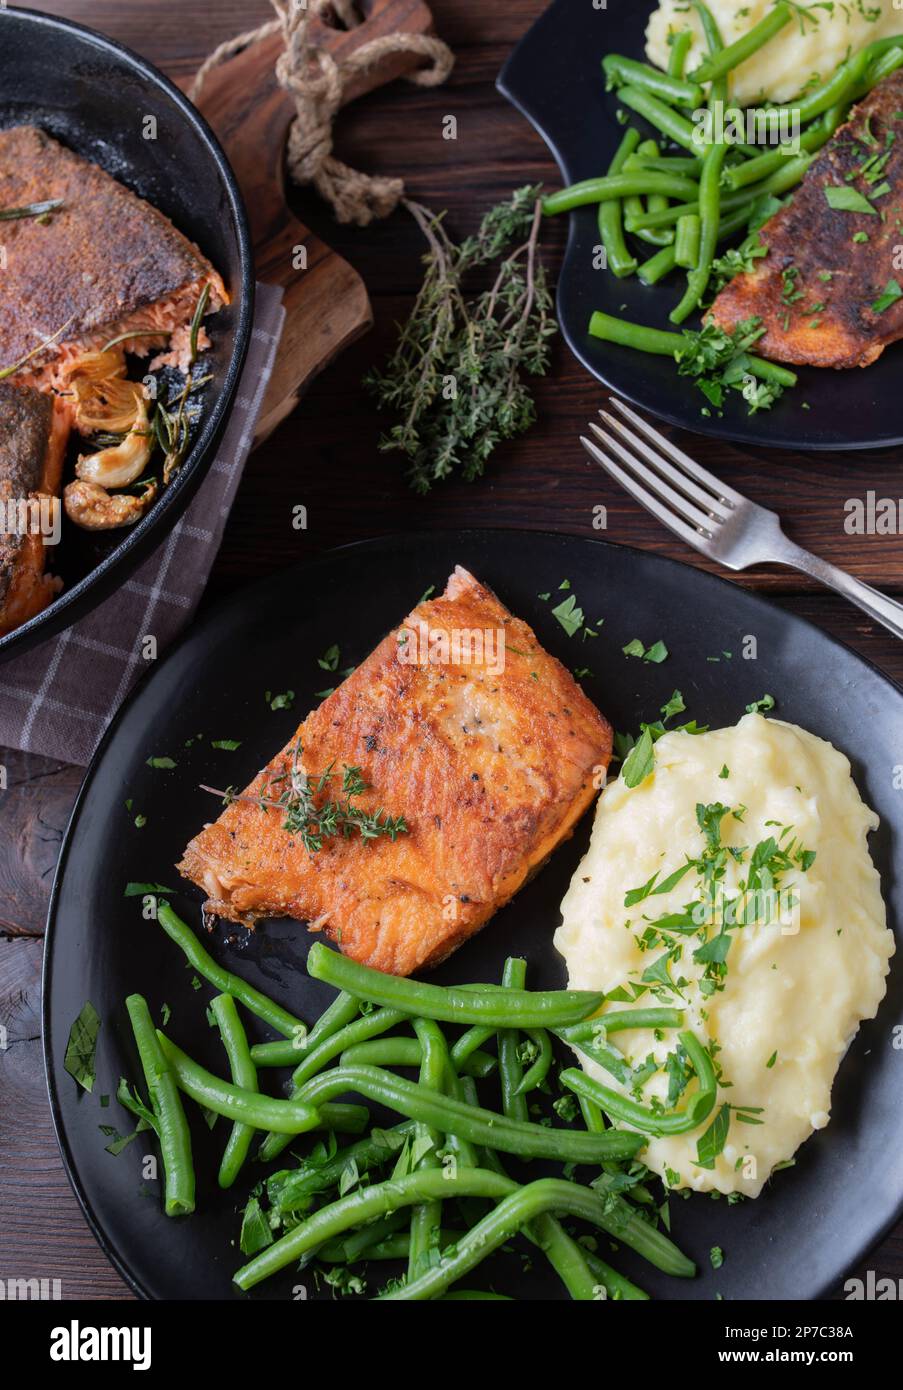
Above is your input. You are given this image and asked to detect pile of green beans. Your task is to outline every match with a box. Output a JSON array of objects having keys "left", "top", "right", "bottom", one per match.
[
  {"left": 122, "top": 905, "right": 707, "bottom": 1299},
  {"left": 540, "top": 6, "right": 903, "bottom": 383}
]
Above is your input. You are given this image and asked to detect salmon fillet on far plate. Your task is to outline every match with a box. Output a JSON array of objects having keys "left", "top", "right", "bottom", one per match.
[
  {"left": 179, "top": 567, "right": 613, "bottom": 976},
  {"left": 0, "top": 125, "right": 227, "bottom": 386},
  {"left": 0, "top": 382, "right": 71, "bottom": 636},
  {"left": 711, "top": 72, "right": 903, "bottom": 369}
]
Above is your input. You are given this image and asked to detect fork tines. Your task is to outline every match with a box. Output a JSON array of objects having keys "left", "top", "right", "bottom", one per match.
[{"left": 581, "top": 398, "right": 739, "bottom": 552}]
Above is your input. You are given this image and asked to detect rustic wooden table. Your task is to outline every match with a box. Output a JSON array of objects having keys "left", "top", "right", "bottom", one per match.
[{"left": 2, "top": 0, "right": 901, "bottom": 1300}]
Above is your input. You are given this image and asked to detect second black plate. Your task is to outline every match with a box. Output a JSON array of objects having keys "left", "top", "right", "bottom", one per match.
[
  {"left": 45, "top": 531, "right": 903, "bottom": 1299},
  {"left": 497, "top": 0, "right": 903, "bottom": 451}
]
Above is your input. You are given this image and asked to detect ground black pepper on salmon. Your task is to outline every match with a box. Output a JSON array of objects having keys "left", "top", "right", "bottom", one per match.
[
  {"left": 0, "top": 381, "right": 70, "bottom": 635},
  {"left": 711, "top": 72, "right": 903, "bottom": 369},
  {"left": 0, "top": 125, "right": 227, "bottom": 382}
]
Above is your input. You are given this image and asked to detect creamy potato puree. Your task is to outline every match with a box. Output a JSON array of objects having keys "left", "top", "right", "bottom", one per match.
[
  {"left": 555, "top": 714, "right": 893, "bottom": 1197},
  {"left": 646, "top": 0, "right": 903, "bottom": 106}
]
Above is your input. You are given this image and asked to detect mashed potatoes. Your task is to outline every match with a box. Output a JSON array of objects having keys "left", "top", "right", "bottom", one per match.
[
  {"left": 555, "top": 714, "right": 893, "bottom": 1197},
  {"left": 646, "top": 0, "right": 903, "bottom": 106}
]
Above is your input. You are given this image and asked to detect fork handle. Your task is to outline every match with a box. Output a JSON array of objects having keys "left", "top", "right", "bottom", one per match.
[{"left": 777, "top": 540, "right": 903, "bottom": 642}]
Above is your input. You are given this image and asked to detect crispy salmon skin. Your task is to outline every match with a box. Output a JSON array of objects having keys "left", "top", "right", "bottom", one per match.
[
  {"left": 711, "top": 73, "right": 903, "bottom": 369},
  {"left": 0, "top": 125, "right": 226, "bottom": 376},
  {"left": 0, "top": 382, "right": 70, "bottom": 635},
  {"left": 179, "top": 568, "right": 612, "bottom": 976}
]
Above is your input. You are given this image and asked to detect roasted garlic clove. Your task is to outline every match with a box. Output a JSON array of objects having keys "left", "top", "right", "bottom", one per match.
[
  {"left": 75, "top": 396, "right": 153, "bottom": 488},
  {"left": 64, "top": 478, "right": 157, "bottom": 530}
]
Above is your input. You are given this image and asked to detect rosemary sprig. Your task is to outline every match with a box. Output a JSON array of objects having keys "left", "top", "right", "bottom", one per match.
[
  {"left": 200, "top": 742, "right": 408, "bottom": 855},
  {"left": 160, "top": 282, "right": 211, "bottom": 484},
  {"left": 0, "top": 198, "right": 63, "bottom": 221},
  {"left": 364, "top": 186, "right": 557, "bottom": 494},
  {"left": 0, "top": 312, "right": 76, "bottom": 381}
]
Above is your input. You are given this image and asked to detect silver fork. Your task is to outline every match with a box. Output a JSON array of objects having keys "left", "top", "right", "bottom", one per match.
[{"left": 581, "top": 399, "right": 903, "bottom": 642}]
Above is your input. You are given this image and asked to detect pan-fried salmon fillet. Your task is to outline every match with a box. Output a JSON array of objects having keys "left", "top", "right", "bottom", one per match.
[
  {"left": 0, "top": 383, "right": 71, "bottom": 636},
  {"left": 0, "top": 126, "right": 227, "bottom": 387},
  {"left": 179, "top": 568, "right": 612, "bottom": 976},
  {"left": 711, "top": 73, "right": 903, "bottom": 369}
]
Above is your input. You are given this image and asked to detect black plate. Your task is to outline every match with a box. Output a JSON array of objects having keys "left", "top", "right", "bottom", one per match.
[
  {"left": 497, "top": 0, "right": 903, "bottom": 451},
  {"left": 45, "top": 531, "right": 903, "bottom": 1300},
  {"left": 0, "top": 6, "right": 254, "bottom": 664}
]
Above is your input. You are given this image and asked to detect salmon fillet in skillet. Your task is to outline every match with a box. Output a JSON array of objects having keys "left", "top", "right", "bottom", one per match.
[
  {"left": 179, "top": 567, "right": 613, "bottom": 976},
  {"left": 711, "top": 73, "right": 903, "bottom": 368},
  {"left": 0, "top": 125, "right": 227, "bottom": 387},
  {"left": 0, "top": 382, "right": 71, "bottom": 636}
]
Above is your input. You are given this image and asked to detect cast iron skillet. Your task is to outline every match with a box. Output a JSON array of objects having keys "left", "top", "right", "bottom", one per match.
[
  {"left": 497, "top": 0, "right": 903, "bottom": 452},
  {"left": 44, "top": 531, "right": 903, "bottom": 1299},
  {"left": 0, "top": 6, "right": 254, "bottom": 664}
]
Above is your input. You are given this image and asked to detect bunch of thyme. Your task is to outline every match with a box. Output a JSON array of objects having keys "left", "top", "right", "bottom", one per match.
[
  {"left": 364, "top": 185, "right": 557, "bottom": 494},
  {"left": 202, "top": 741, "right": 408, "bottom": 855}
]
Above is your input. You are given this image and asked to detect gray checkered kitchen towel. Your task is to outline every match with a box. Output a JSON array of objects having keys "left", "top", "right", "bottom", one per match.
[{"left": 0, "top": 282, "right": 285, "bottom": 766}]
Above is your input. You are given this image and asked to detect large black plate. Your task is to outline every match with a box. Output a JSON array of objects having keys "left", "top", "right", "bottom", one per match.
[
  {"left": 497, "top": 0, "right": 903, "bottom": 451},
  {"left": 45, "top": 532, "right": 903, "bottom": 1300},
  {"left": 0, "top": 6, "right": 254, "bottom": 663}
]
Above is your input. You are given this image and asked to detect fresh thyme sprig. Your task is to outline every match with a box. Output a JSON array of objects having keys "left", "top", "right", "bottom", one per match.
[
  {"left": 200, "top": 741, "right": 408, "bottom": 855},
  {"left": 364, "top": 186, "right": 557, "bottom": 494}
]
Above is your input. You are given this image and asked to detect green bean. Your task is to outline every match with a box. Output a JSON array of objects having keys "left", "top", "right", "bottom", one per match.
[
  {"left": 634, "top": 140, "right": 676, "bottom": 248},
  {"left": 450, "top": 1024, "right": 497, "bottom": 1067},
  {"left": 689, "top": 3, "right": 792, "bottom": 85},
  {"left": 295, "top": 1064, "right": 644, "bottom": 1163},
  {"left": 258, "top": 1006, "right": 407, "bottom": 1163},
  {"left": 568, "top": 1036, "right": 632, "bottom": 1086},
  {"left": 307, "top": 942, "right": 604, "bottom": 1028},
  {"left": 315, "top": 1210, "right": 411, "bottom": 1264},
  {"left": 235, "top": 1168, "right": 693, "bottom": 1291},
  {"left": 624, "top": 154, "right": 703, "bottom": 177},
  {"left": 667, "top": 28, "right": 693, "bottom": 82},
  {"left": 498, "top": 958, "right": 529, "bottom": 1123},
  {"left": 210, "top": 994, "right": 258, "bottom": 1189},
  {"left": 638, "top": 243, "right": 678, "bottom": 285},
  {"left": 318, "top": 1104, "right": 371, "bottom": 1133},
  {"left": 671, "top": 141, "right": 726, "bottom": 324},
  {"left": 459, "top": 1076, "right": 599, "bottom": 1299},
  {"left": 542, "top": 170, "right": 700, "bottom": 217},
  {"left": 741, "top": 356, "right": 797, "bottom": 387},
  {"left": 513, "top": 1028, "right": 552, "bottom": 1095},
  {"left": 561, "top": 1028, "right": 716, "bottom": 1137},
  {"left": 408, "top": 1019, "right": 447, "bottom": 1282},
  {"left": 290, "top": 1007, "right": 406, "bottom": 1087},
  {"left": 156, "top": 1031, "right": 322, "bottom": 1135},
  {"left": 588, "top": 308, "right": 799, "bottom": 385},
  {"left": 675, "top": 213, "right": 701, "bottom": 268},
  {"left": 250, "top": 990, "right": 361, "bottom": 1066},
  {"left": 125, "top": 995, "right": 195, "bottom": 1216},
  {"left": 155, "top": 904, "right": 305, "bottom": 1040},
  {"left": 597, "top": 127, "right": 640, "bottom": 279},
  {"left": 725, "top": 114, "right": 834, "bottom": 190},
  {"left": 340, "top": 1037, "right": 495, "bottom": 1078},
  {"left": 616, "top": 85, "right": 701, "bottom": 152},
  {"left": 558, "top": 1008, "right": 685, "bottom": 1041},
  {"left": 758, "top": 36, "right": 903, "bottom": 134},
  {"left": 380, "top": 1176, "right": 695, "bottom": 1300},
  {"left": 319, "top": 1228, "right": 464, "bottom": 1263},
  {"left": 602, "top": 53, "right": 704, "bottom": 109},
  {"left": 584, "top": 1248, "right": 649, "bottom": 1301},
  {"left": 269, "top": 1121, "right": 418, "bottom": 1212}
]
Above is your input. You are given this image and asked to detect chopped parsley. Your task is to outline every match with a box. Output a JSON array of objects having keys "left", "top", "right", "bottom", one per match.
[
  {"left": 824, "top": 185, "right": 878, "bottom": 215},
  {"left": 872, "top": 279, "right": 902, "bottom": 314},
  {"left": 63, "top": 1001, "right": 101, "bottom": 1093}
]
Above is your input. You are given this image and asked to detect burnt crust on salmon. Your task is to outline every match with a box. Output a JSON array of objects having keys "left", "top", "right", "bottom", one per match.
[
  {"left": 0, "top": 125, "right": 225, "bottom": 368},
  {"left": 710, "top": 72, "right": 903, "bottom": 369},
  {"left": 0, "top": 382, "right": 53, "bottom": 605},
  {"left": 178, "top": 567, "right": 613, "bottom": 977},
  {"left": 0, "top": 380, "right": 69, "bottom": 627}
]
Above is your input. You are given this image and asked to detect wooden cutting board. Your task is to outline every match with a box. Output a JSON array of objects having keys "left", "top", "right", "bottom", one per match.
[{"left": 188, "top": 0, "right": 436, "bottom": 444}]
